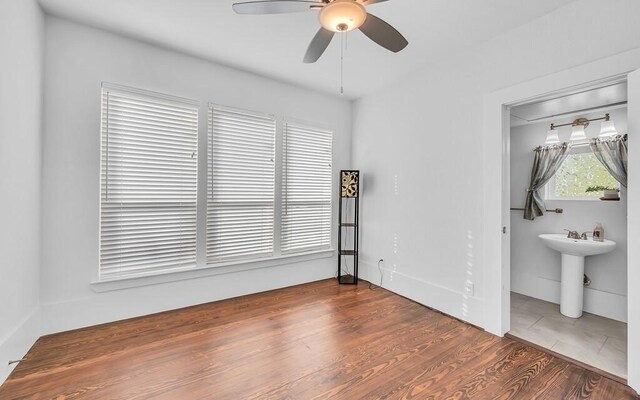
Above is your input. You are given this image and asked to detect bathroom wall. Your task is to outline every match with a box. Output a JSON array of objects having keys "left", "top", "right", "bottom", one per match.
[{"left": 510, "top": 108, "right": 628, "bottom": 322}]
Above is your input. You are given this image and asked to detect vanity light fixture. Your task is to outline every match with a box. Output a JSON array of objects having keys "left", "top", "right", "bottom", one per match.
[{"left": 548, "top": 113, "right": 614, "bottom": 144}]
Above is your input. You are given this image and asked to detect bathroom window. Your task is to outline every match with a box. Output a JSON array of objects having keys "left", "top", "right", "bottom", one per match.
[{"left": 546, "top": 147, "right": 619, "bottom": 200}]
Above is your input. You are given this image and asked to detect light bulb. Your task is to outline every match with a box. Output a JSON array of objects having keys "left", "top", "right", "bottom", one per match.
[{"left": 318, "top": 0, "right": 367, "bottom": 32}]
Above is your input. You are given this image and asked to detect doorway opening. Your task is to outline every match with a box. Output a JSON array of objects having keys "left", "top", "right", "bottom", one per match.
[
  {"left": 507, "top": 80, "right": 628, "bottom": 379},
  {"left": 483, "top": 51, "right": 640, "bottom": 392}
]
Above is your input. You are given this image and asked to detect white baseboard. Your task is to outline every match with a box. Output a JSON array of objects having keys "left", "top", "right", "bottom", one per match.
[
  {"left": 0, "top": 260, "right": 334, "bottom": 387},
  {"left": 41, "top": 260, "right": 335, "bottom": 336},
  {"left": 512, "top": 272, "right": 627, "bottom": 322},
  {"left": 0, "top": 307, "right": 42, "bottom": 384},
  {"left": 1, "top": 260, "right": 487, "bottom": 386},
  {"left": 360, "top": 261, "right": 485, "bottom": 328}
]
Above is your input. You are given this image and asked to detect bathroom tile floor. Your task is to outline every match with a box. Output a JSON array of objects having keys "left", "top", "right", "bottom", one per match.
[{"left": 509, "top": 292, "right": 627, "bottom": 379}]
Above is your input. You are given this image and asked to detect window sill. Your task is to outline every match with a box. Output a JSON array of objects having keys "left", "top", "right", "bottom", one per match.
[
  {"left": 546, "top": 197, "right": 603, "bottom": 201},
  {"left": 91, "top": 249, "right": 335, "bottom": 293},
  {"left": 546, "top": 197, "right": 622, "bottom": 202}
]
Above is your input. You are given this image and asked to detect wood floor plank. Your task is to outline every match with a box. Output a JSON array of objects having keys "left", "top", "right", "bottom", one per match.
[
  {"left": 486, "top": 349, "right": 555, "bottom": 400},
  {"left": 0, "top": 279, "right": 637, "bottom": 399},
  {"left": 301, "top": 319, "right": 472, "bottom": 399},
  {"left": 245, "top": 313, "right": 458, "bottom": 400},
  {"left": 13, "top": 281, "right": 380, "bottom": 380},
  {"left": 247, "top": 315, "right": 450, "bottom": 393},
  {"left": 372, "top": 330, "right": 500, "bottom": 400},
  {"left": 437, "top": 343, "right": 546, "bottom": 399}
]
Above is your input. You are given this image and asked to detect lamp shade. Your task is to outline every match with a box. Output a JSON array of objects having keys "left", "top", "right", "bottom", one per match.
[
  {"left": 569, "top": 124, "right": 587, "bottom": 142},
  {"left": 319, "top": 0, "right": 367, "bottom": 32},
  {"left": 544, "top": 129, "right": 560, "bottom": 145},
  {"left": 341, "top": 170, "right": 359, "bottom": 197},
  {"left": 599, "top": 120, "right": 618, "bottom": 138}
]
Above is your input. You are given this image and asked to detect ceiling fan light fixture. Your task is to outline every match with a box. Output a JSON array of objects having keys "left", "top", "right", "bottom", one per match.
[{"left": 319, "top": 0, "right": 367, "bottom": 32}]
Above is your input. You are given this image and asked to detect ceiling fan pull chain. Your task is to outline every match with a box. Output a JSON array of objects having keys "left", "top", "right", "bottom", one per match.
[{"left": 340, "top": 32, "right": 344, "bottom": 94}]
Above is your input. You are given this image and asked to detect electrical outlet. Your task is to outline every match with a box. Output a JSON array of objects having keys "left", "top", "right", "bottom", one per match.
[{"left": 465, "top": 282, "right": 474, "bottom": 296}]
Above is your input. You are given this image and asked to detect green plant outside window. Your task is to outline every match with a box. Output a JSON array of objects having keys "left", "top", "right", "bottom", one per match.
[{"left": 553, "top": 153, "right": 618, "bottom": 198}]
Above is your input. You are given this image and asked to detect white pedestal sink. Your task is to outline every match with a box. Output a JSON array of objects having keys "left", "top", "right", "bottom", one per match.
[{"left": 538, "top": 233, "right": 616, "bottom": 318}]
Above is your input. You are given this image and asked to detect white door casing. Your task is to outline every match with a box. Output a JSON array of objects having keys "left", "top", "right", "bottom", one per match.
[{"left": 626, "top": 68, "right": 640, "bottom": 392}]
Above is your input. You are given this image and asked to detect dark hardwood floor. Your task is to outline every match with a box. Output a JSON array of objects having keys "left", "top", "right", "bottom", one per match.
[{"left": 1, "top": 279, "right": 637, "bottom": 399}]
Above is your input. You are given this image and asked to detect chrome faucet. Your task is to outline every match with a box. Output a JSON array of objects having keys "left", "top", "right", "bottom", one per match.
[
  {"left": 564, "top": 229, "right": 580, "bottom": 239},
  {"left": 564, "top": 229, "right": 588, "bottom": 240}
]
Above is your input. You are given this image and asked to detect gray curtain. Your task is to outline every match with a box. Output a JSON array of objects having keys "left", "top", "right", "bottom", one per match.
[
  {"left": 524, "top": 143, "right": 569, "bottom": 220},
  {"left": 590, "top": 134, "right": 628, "bottom": 188}
]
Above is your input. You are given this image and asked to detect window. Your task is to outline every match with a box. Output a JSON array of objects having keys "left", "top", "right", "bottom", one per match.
[
  {"left": 99, "top": 86, "right": 334, "bottom": 282},
  {"left": 282, "top": 122, "right": 333, "bottom": 253},
  {"left": 546, "top": 147, "right": 618, "bottom": 200},
  {"left": 99, "top": 84, "right": 199, "bottom": 280},
  {"left": 207, "top": 105, "right": 276, "bottom": 262}
]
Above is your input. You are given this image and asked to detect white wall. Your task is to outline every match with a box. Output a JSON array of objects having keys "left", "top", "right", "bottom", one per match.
[
  {"left": 626, "top": 66, "right": 640, "bottom": 397},
  {"left": 353, "top": 0, "right": 640, "bottom": 328},
  {"left": 510, "top": 109, "right": 628, "bottom": 322},
  {"left": 0, "top": 0, "right": 44, "bottom": 382},
  {"left": 39, "top": 17, "right": 352, "bottom": 335}
]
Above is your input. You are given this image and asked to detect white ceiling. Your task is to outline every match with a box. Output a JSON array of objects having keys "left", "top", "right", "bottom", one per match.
[
  {"left": 511, "top": 82, "right": 628, "bottom": 127},
  {"left": 38, "top": 0, "right": 577, "bottom": 99}
]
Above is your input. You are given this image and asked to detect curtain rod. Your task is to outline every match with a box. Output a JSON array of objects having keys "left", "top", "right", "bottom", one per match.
[
  {"left": 533, "top": 134, "right": 626, "bottom": 151},
  {"left": 510, "top": 207, "right": 563, "bottom": 214}
]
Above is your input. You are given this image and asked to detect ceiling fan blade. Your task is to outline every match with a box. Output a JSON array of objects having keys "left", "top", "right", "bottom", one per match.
[
  {"left": 364, "top": 0, "right": 389, "bottom": 4},
  {"left": 359, "top": 12, "right": 408, "bottom": 53},
  {"left": 232, "top": 0, "right": 322, "bottom": 15},
  {"left": 304, "top": 27, "right": 335, "bottom": 63}
]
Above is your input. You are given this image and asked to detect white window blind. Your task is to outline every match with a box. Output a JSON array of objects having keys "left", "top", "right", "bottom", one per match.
[
  {"left": 282, "top": 122, "right": 333, "bottom": 253},
  {"left": 207, "top": 105, "right": 276, "bottom": 262},
  {"left": 100, "top": 84, "right": 199, "bottom": 280}
]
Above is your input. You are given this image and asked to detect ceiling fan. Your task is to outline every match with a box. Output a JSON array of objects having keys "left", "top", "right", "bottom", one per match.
[{"left": 232, "top": 0, "right": 408, "bottom": 63}]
